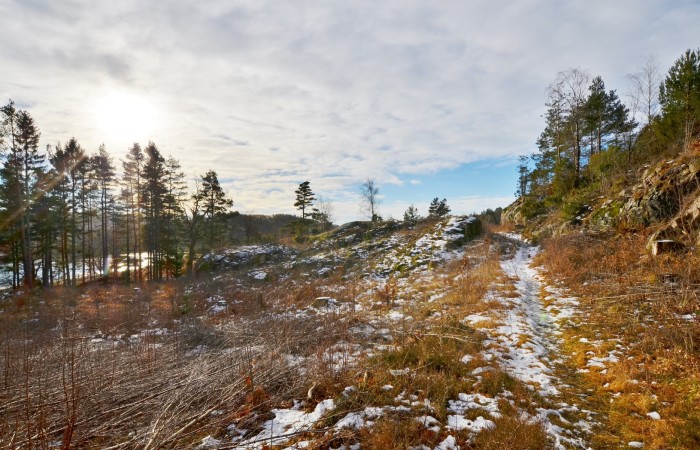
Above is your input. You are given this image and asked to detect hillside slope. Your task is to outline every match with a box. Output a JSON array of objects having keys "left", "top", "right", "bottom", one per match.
[{"left": 501, "top": 149, "right": 700, "bottom": 448}]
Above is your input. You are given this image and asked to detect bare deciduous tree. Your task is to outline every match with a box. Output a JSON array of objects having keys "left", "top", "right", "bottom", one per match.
[
  {"left": 547, "top": 68, "right": 590, "bottom": 183},
  {"left": 311, "top": 196, "right": 334, "bottom": 230},
  {"left": 360, "top": 178, "right": 381, "bottom": 222},
  {"left": 627, "top": 55, "right": 660, "bottom": 128}
]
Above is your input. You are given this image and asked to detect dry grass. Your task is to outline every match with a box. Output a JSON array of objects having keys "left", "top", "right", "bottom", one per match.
[
  {"left": 0, "top": 225, "right": 572, "bottom": 449},
  {"left": 537, "top": 231, "right": 700, "bottom": 449},
  {"left": 320, "top": 237, "right": 558, "bottom": 448},
  {"left": 473, "top": 415, "right": 554, "bottom": 450},
  {"left": 0, "top": 274, "right": 360, "bottom": 449}
]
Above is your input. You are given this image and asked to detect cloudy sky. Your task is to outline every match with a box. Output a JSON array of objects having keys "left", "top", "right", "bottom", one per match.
[{"left": 1, "top": 0, "right": 698, "bottom": 223}]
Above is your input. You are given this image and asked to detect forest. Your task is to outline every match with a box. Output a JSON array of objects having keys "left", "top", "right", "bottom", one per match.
[{"left": 0, "top": 104, "right": 312, "bottom": 289}]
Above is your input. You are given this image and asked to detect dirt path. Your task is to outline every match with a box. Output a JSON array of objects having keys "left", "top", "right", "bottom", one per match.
[{"left": 466, "top": 236, "right": 598, "bottom": 449}]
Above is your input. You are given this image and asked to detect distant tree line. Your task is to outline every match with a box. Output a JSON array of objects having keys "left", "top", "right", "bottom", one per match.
[
  {"left": 0, "top": 102, "right": 235, "bottom": 288},
  {"left": 517, "top": 48, "right": 700, "bottom": 219}
]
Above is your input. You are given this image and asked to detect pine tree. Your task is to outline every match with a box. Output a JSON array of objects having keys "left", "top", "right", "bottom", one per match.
[
  {"left": 584, "top": 76, "right": 636, "bottom": 155},
  {"left": 516, "top": 155, "right": 529, "bottom": 197},
  {"left": 118, "top": 187, "right": 133, "bottom": 282},
  {"left": 62, "top": 138, "right": 86, "bottom": 285},
  {"left": 35, "top": 164, "right": 59, "bottom": 286},
  {"left": 403, "top": 204, "right": 420, "bottom": 226},
  {"left": 7, "top": 108, "right": 44, "bottom": 287},
  {"left": 199, "top": 170, "right": 233, "bottom": 249},
  {"left": 184, "top": 179, "right": 205, "bottom": 277},
  {"left": 93, "top": 145, "right": 115, "bottom": 278},
  {"left": 48, "top": 143, "right": 71, "bottom": 285},
  {"left": 142, "top": 142, "right": 167, "bottom": 280},
  {"left": 122, "top": 143, "right": 144, "bottom": 280},
  {"left": 0, "top": 101, "right": 23, "bottom": 287},
  {"left": 294, "top": 181, "right": 316, "bottom": 238},
  {"left": 659, "top": 48, "right": 700, "bottom": 150},
  {"left": 428, "top": 198, "right": 450, "bottom": 218},
  {"left": 294, "top": 181, "right": 315, "bottom": 220},
  {"left": 78, "top": 155, "right": 99, "bottom": 282},
  {"left": 163, "top": 156, "right": 187, "bottom": 278}
]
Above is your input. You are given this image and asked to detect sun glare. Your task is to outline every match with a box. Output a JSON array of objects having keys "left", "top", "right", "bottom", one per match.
[{"left": 95, "top": 92, "right": 157, "bottom": 143}]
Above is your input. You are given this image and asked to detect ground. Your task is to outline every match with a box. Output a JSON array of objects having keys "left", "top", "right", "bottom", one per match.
[{"left": 0, "top": 218, "right": 698, "bottom": 449}]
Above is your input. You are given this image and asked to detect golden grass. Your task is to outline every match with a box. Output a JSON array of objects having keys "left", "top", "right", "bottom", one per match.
[{"left": 537, "top": 231, "right": 700, "bottom": 449}]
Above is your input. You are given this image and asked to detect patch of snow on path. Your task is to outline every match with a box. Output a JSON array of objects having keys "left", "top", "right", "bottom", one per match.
[
  {"left": 477, "top": 235, "right": 594, "bottom": 449},
  {"left": 495, "top": 244, "right": 563, "bottom": 397}
]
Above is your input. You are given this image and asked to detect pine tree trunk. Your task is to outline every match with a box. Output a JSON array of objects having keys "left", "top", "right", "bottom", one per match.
[
  {"left": 71, "top": 188, "right": 77, "bottom": 287},
  {"left": 42, "top": 228, "right": 50, "bottom": 287},
  {"left": 101, "top": 188, "right": 108, "bottom": 278},
  {"left": 125, "top": 207, "right": 131, "bottom": 283}
]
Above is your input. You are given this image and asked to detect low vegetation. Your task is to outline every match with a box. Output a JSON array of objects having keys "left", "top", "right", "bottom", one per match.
[{"left": 535, "top": 233, "right": 700, "bottom": 449}]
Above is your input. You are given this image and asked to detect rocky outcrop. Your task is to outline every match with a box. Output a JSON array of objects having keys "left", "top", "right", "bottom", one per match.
[
  {"left": 501, "top": 197, "right": 528, "bottom": 227},
  {"left": 648, "top": 193, "right": 700, "bottom": 246},
  {"left": 196, "top": 245, "right": 296, "bottom": 272},
  {"left": 444, "top": 215, "right": 482, "bottom": 241},
  {"left": 618, "top": 156, "right": 700, "bottom": 227}
]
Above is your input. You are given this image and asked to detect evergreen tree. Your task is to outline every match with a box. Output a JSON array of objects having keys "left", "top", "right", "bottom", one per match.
[
  {"left": 35, "top": 165, "right": 59, "bottom": 286},
  {"left": 516, "top": 155, "right": 529, "bottom": 197},
  {"left": 294, "top": 181, "right": 315, "bottom": 220},
  {"left": 142, "top": 142, "right": 167, "bottom": 280},
  {"left": 428, "top": 198, "right": 450, "bottom": 218},
  {"left": 0, "top": 101, "right": 23, "bottom": 287},
  {"left": 403, "top": 204, "right": 420, "bottom": 226},
  {"left": 122, "top": 143, "right": 144, "bottom": 280},
  {"left": 2, "top": 108, "right": 44, "bottom": 287},
  {"left": 584, "top": 76, "right": 636, "bottom": 155},
  {"left": 184, "top": 179, "right": 205, "bottom": 277},
  {"left": 63, "top": 138, "right": 86, "bottom": 285},
  {"left": 199, "top": 170, "right": 233, "bottom": 249},
  {"left": 47, "top": 142, "right": 71, "bottom": 285},
  {"left": 163, "top": 156, "right": 187, "bottom": 278},
  {"left": 659, "top": 48, "right": 700, "bottom": 150},
  {"left": 78, "top": 155, "right": 98, "bottom": 282},
  {"left": 118, "top": 186, "right": 133, "bottom": 282},
  {"left": 93, "top": 145, "right": 115, "bottom": 278}
]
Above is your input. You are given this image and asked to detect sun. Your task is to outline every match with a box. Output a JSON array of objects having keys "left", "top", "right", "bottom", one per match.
[{"left": 94, "top": 91, "right": 157, "bottom": 143}]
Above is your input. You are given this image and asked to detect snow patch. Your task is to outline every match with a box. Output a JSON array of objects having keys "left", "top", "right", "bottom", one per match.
[{"left": 235, "top": 399, "right": 335, "bottom": 448}]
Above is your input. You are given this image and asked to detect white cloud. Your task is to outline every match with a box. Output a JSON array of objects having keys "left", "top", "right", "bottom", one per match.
[{"left": 1, "top": 0, "right": 698, "bottom": 221}]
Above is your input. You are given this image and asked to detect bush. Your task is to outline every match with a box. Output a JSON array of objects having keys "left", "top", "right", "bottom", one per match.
[
  {"left": 520, "top": 197, "right": 547, "bottom": 219},
  {"left": 561, "top": 187, "right": 596, "bottom": 223}
]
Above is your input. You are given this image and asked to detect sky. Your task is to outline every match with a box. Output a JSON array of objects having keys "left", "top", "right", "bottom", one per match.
[{"left": 1, "top": 0, "right": 699, "bottom": 223}]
